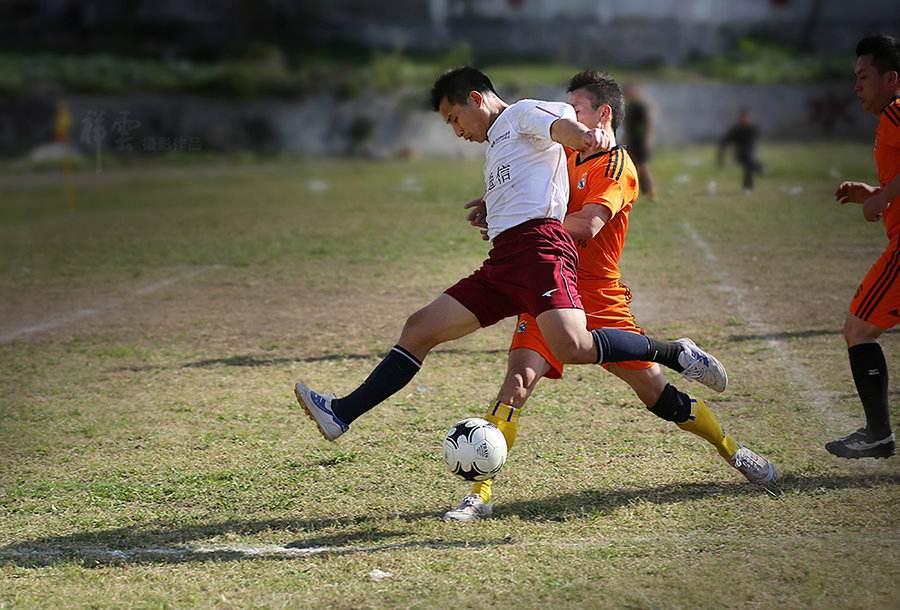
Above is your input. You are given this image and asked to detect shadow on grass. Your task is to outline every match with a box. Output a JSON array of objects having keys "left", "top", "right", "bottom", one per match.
[
  {"left": 2, "top": 472, "right": 897, "bottom": 568},
  {"left": 728, "top": 328, "right": 899, "bottom": 343},
  {"left": 496, "top": 471, "right": 900, "bottom": 521},
  {"left": 112, "top": 347, "right": 508, "bottom": 372}
]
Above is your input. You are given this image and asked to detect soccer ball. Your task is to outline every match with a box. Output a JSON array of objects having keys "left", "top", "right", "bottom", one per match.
[{"left": 442, "top": 418, "right": 508, "bottom": 481}]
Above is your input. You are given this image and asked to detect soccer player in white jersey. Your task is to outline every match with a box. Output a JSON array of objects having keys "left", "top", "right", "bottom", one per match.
[
  {"left": 444, "top": 70, "right": 779, "bottom": 522},
  {"left": 294, "top": 67, "right": 726, "bottom": 445}
]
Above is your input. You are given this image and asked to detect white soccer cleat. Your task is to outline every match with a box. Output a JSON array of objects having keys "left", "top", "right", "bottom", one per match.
[
  {"left": 443, "top": 494, "right": 493, "bottom": 522},
  {"left": 675, "top": 338, "right": 728, "bottom": 393},
  {"left": 294, "top": 382, "right": 348, "bottom": 441},
  {"left": 731, "top": 444, "right": 781, "bottom": 497}
]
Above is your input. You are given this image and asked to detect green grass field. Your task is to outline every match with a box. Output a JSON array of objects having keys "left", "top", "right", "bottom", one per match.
[{"left": 2, "top": 143, "right": 899, "bottom": 609}]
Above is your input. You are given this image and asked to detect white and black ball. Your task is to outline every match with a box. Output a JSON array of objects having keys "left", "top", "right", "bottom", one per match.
[{"left": 442, "top": 417, "right": 508, "bottom": 481}]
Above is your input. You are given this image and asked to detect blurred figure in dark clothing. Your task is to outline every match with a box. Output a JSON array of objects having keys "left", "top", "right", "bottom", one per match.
[
  {"left": 624, "top": 83, "right": 656, "bottom": 200},
  {"left": 719, "top": 107, "right": 764, "bottom": 192}
]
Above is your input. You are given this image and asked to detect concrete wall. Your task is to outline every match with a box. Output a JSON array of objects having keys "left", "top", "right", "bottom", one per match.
[{"left": 2, "top": 81, "right": 874, "bottom": 160}]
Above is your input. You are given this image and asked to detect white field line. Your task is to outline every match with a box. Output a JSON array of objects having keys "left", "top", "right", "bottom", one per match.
[
  {"left": 2, "top": 530, "right": 898, "bottom": 564},
  {"left": 0, "top": 265, "right": 223, "bottom": 344},
  {"left": 681, "top": 221, "right": 855, "bottom": 432}
]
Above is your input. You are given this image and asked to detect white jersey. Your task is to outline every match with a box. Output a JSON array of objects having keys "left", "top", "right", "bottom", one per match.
[{"left": 483, "top": 99, "right": 576, "bottom": 240}]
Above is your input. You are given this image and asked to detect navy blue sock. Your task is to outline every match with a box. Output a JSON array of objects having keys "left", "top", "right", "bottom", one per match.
[
  {"left": 848, "top": 343, "right": 892, "bottom": 438},
  {"left": 591, "top": 328, "right": 650, "bottom": 363},
  {"left": 331, "top": 345, "right": 422, "bottom": 425},
  {"left": 591, "top": 329, "right": 684, "bottom": 372}
]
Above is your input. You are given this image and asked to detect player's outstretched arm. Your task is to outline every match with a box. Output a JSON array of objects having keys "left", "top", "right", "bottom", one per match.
[
  {"left": 861, "top": 174, "right": 900, "bottom": 222},
  {"left": 550, "top": 118, "right": 611, "bottom": 154},
  {"left": 563, "top": 203, "right": 612, "bottom": 241},
  {"left": 464, "top": 198, "right": 487, "bottom": 228},
  {"left": 835, "top": 180, "right": 878, "bottom": 205},
  {"left": 463, "top": 198, "right": 489, "bottom": 241}
]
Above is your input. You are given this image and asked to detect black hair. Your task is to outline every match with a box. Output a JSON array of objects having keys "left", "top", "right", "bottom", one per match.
[
  {"left": 566, "top": 70, "right": 625, "bottom": 133},
  {"left": 856, "top": 34, "right": 900, "bottom": 74},
  {"left": 430, "top": 66, "right": 497, "bottom": 111}
]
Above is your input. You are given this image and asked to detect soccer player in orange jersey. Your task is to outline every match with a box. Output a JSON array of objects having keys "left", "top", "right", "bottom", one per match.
[
  {"left": 826, "top": 35, "right": 900, "bottom": 459},
  {"left": 445, "top": 71, "right": 779, "bottom": 521}
]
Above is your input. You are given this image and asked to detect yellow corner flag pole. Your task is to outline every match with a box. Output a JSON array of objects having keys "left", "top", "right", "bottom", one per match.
[{"left": 55, "top": 100, "right": 75, "bottom": 210}]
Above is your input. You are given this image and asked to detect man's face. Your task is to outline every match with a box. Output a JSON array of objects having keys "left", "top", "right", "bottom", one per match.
[
  {"left": 567, "top": 89, "right": 604, "bottom": 130},
  {"left": 855, "top": 55, "right": 897, "bottom": 115},
  {"left": 438, "top": 93, "right": 489, "bottom": 143}
]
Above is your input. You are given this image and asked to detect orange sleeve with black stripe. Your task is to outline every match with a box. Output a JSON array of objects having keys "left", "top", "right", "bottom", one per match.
[
  {"left": 882, "top": 101, "right": 900, "bottom": 147},
  {"left": 582, "top": 149, "right": 628, "bottom": 216},
  {"left": 583, "top": 176, "right": 626, "bottom": 216}
]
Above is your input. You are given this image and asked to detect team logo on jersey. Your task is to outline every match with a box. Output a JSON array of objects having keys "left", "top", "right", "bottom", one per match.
[
  {"left": 490, "top": 131, "right": 511, "bottom": 148},
  {"left": 577, "top": 174, "right": 587, "bottom": 189},
  {"left": 517, "top": 321, "right": 528, "bottom": 333}
]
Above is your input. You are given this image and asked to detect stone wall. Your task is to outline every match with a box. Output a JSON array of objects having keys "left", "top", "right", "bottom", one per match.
[{"left": 1, "top": 81, "right": 873, "bottom": 161}]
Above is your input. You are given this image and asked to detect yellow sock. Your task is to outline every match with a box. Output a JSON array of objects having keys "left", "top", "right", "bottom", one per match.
[
  {"left": 676, "top": 397, "right": 738, "bottom": 462},
  {"left": 471, "top": 401, "right": 520, "bottom": 504}
]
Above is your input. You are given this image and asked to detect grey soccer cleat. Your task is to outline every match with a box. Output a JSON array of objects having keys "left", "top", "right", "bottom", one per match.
[
  {"left": 676, "top": 338, "right": 728, "bottom": 393},
  {"left": 443, "top": 494, "right": 493, "bottom": 522},
  {"left": 294, "top": 382, "right": 348, "bottom": 441},
  {"left": 825, "top": 428, "right": 895, "bottom": 459},
  {"left": 731, "top": 444, "right": 781, "bottom": 497}
]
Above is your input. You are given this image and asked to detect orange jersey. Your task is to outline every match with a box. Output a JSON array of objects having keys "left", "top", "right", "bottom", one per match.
[
  {"left": 566, "top": 146, "right": 640, "bottom": 281},
  {"left": 876, "top": 95, "right": 900, "bottom": 240}
]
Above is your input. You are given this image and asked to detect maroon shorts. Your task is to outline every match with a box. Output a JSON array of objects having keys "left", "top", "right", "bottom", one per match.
[{"left": 445, "top": 218, "right": 582, "bottom": 327}]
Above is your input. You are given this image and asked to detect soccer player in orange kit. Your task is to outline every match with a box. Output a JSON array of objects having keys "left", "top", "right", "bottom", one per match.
[
  {"left": 445, "top": 71, "right": 779, "bottom": 521},
  {"left": 826, "top": 35, "right": 900, "bottom": 459}
]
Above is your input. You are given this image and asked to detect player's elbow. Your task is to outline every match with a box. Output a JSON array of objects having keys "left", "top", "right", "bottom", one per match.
[
  {"left": 565, "top": 225, "right": 591, "bottom": 241},
  {"left": 586, "top": 218, "right": 606, "bottom": 239},
  {"left": 565, "top": 219, "right": 604, "bottom": 241},
  {"left": 550, "top": 118, "right": 581, "bottom": 149}
]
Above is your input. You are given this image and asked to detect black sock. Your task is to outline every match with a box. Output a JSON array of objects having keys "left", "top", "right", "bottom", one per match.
[
  {"left": 591, "top": 329, "right": 684, "bottom": 372},
  {"left": 331, "top": 345, "right": 422, "bottom": 425},
  {"left": 592, "top": 328, "right": 650, "bottom": 363},
  {"left": 648, "top": 383, "right": 693, "bottom": 423},
  {"left": 848, "top": 343, "right": 892, "bottom": 438},
  {"left": 646, "top": 337, "right": 684, "bottom": 372}
]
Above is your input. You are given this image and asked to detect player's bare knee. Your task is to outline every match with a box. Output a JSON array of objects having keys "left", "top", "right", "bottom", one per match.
[
  {"left": 510, "top": 378, "right": 531, "bottom": 408},
  {"left": 843, "top": 316, "right": 881, "bottom": 347},
  {"left": 842, "top": 318, "right": 857, "bottom": 345},
  {"left": 498, "top": 373, "right": 528, "bottom": 407},
  {"left": 400, "top": 308, "right": 440, "bottom": 351},
  {"left": 547, "top": 334, "right": 587, "bottom": 363}
]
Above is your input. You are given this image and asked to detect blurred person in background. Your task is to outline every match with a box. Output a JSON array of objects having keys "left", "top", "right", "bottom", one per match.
[
  {"left": 623, "top": 83, "right": 657, "bottom": 201},
  {"left": 718, "top": 107, "right": 764, "bottom": 193}
]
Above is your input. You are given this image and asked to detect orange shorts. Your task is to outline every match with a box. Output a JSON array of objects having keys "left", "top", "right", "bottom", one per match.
[
  {"left": 850, "top": 238, "right": 900, "bottom": 330},
  {"left": 509, "top": 278, "right": 653, "bottom": 379}
]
